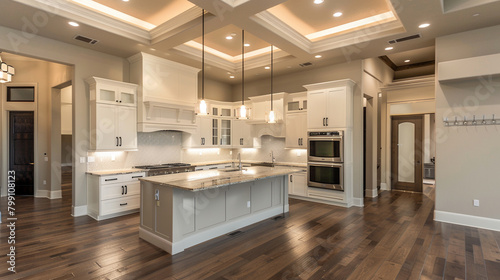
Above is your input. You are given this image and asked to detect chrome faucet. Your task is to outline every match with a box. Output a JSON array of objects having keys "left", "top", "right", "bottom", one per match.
[
  {"left": 238, "top": 153, "right": 242, "bottom": 171},
  {"left": 270, "top": 151, "right": 276, "bottom": 164}
]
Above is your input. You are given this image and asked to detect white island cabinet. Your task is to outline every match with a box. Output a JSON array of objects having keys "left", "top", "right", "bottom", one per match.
[{"left": 139, "top": 166, "right": 302, "bottom": 255}]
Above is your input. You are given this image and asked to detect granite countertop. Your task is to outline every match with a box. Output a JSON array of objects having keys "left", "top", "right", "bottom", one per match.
[
  {"left": 86, "top": 168, "right": 145, "bottom": 176},
  {"left": 139, "top": 166, "right": 303, "bottom": 191},
  {"left": 192, "top": 160, "right": 307, "bottom": 168}
]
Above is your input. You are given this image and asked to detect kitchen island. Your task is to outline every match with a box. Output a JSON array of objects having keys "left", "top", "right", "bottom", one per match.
[{"left": 139, "top": 166, "right": 302, "bottom": 255}]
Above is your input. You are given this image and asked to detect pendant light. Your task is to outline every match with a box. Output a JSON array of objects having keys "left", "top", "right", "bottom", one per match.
[
  {"left": 197, "top": 9, "right": 208, "bottom": 115},
  {"left": 238, "top": 30, "right": 248, "bottom": 119},
  {"left": 0, "top": 55, "right": 15, "bottom": 83},
  {"left": 267, "top": 45, "right": 276, "bottom": 123}
]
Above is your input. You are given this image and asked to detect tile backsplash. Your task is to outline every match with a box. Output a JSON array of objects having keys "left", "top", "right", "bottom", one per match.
[{"left": 87, "top": 132, "right": 306, "bottom": 171}]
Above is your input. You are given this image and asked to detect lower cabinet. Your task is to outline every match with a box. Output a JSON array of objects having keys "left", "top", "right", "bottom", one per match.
[
  {"left": 87, "top": 172, "right": 145, "bottom": 220},
  {"left": 288, "top": 171, "right": 307, "bottom": 197}
]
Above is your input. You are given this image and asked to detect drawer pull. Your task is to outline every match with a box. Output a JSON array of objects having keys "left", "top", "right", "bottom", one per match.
[
  {"left": 120, "top": 203, "right": 128, "bottom": 206},
  {"left": 105, "top": 178, "right": 118, "bottom": 181},
  {"left": 131, "top": 175, "right": 143, "bottom": 178}
]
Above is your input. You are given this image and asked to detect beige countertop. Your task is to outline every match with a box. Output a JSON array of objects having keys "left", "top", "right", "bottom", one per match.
[
  {"left": 139, "top": 166, "right": 303, "bottom": 191},
  {"left": 192, "top": 160, "right": 307, "bottom": 168},
  {"left": 86, "top": 168, "right": 145, "bottom": 176}
]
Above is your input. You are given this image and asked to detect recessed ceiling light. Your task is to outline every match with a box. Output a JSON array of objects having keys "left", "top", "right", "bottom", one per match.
[
  {"left": 473, "top": 13, "right": 480, "bottom": 17},
  {"left": 315, "top": 55, "right": 322, "bottom": 58},
  {"left": 68, "top": 21, "right": 79, "bottom": 27},
  {"left": 229, "top": 76, "right": 235, "bottom": 79},
  {"left": 385, "top": 47, "right": 393, "bottom": 51},
  {"left": 333, "top": 12, "right": 343, "bottom": 17},
  {"left": 150, "top": 48, "right": 156, "bottom": 51},
  {"left": 404, "top": 59, "right": 410, "bottom": 63},
  {"left": 244, "top": 43, "right": 250, "bottom": 47},
  {"left": 226, "top": 36, "right": 233, "bottom": 40},
  {"left": 122, "top": 0, "right": 129, "bottom": 2},
  {"left": 419, "top": 23, "right": 430, "bottom": 28},
  {"left": 265, "top": 66, "right": 270, "bottom": 70},
  {"left": 314, "top": 0, "right": 324, "bottom": 4}
]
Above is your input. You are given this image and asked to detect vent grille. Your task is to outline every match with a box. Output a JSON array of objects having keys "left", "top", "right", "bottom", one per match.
[
  {"left": 299, "top": 62, "right": 313, "bottom": 67},
  {"left": 388, "top": 34, "right": 421, "bottom": 44},
  {"left": 74, "top": 35, "right": 99, "bottom": 45}
]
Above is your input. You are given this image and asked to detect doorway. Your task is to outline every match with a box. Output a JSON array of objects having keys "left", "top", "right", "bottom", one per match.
[
  {"left": 9, "top": 111, "right": 35, "bottom": 195},
  {"left": 391, "top": 114, "right": 424, "bottom": 192}
]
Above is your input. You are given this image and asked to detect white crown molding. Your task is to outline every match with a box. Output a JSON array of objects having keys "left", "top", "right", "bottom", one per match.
[
  {"left": 173, "top": 44, "right": 235, "bottom": 72},
  {"left": 150, "top": 6, "right": 202, "bottom": 43},
  {"left": 222, "top": 0, "right": 251, "bottom": 8},
  {"left": 251, "top": 11, "right": 311, "bottom": 54},
  {"left": 12, "top": 0, "right": 151, "bottom": 43},
  {"left": 382, "top": 75, "right": 435, "bottom": 91},
  {"left": 311, "top": 20, "right": 405, "bottom": 54}
]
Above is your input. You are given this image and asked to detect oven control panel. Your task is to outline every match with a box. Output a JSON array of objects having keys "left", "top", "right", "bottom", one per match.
[{"left": 308, "top": 131, "right": 342, "bottom": 137}]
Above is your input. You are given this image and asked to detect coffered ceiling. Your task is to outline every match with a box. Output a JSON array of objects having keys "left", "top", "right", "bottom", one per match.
[{"left": 2, "top": 0, "right": 500, "bottom": 83}]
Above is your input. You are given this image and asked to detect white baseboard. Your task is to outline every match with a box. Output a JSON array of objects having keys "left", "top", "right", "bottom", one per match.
[
  {"left": 366, "top": 188, "right": 378, "bottom": 198},
  {"left": 434, "top": 210, "right": 500, "bottom": 232},
  {"left": 35, "top": 190, "right": 62, "bottom": 199},
  {"left": 72, "top": 205, "right": 88, "bottom": 217},
  {"left": 352, "top": 197, "right": 364, "bottom": 207}
]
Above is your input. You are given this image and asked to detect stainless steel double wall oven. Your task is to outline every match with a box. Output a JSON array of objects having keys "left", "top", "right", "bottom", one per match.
[{"left": 307, "top": 131, "right": 344, "bottom": 191}]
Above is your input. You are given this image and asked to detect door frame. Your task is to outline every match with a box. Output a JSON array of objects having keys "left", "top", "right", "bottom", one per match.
[
  {"left": 1, "top": 83, "right": 38, "bottom": 197},
  {"left": 390, "top": 114, "right": 424, "bottom": 192}
]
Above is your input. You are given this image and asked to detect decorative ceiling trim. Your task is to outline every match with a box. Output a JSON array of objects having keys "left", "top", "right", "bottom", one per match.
[
  {"left": 12, "top": 0, "right": 151, "bottom": 43},
  {"left": 174, "top": 44, "right": 235, "bottom": 72},
  {"left": 150, "top": 6, "right": 202, "bottom": 42},
  {"left": 310, "top": 20, "right": 405, "bottom": 54},
  {"left": 251, "top": 11, "right": 311, "bottom": 53}
]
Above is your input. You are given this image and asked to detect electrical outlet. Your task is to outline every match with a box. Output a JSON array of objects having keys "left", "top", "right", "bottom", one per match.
[
  {"left": 111, "top": 154, "right": 115, "bottom": 161},
  {"left": 247, "top": 201, "right": 251, "bottom": 208},
  {"left": 473, "top": 199, "right": 479, "bottom": 207},
  {"left": 87, "top": 156, "right": 95, "bottom": 163},
  {"left": 43, "top": 180, "right": 46, "bottom": 185},
  {"left": 80, "top": 157, "right": 85, "bottom": 163},
  {"left": 44, "top": 156, "right": 48, "bottom": 162}
]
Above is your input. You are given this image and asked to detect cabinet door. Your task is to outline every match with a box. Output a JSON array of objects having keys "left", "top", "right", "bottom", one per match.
[
  {"left": 96, "top": 104, "right": 118, "bottom": 150},
  {"left": 286, "top": 113, "right": 307, "bottom": 148},
  {"left": 118, "top": 86, "right": 136, "bottom": 106},
  {"left": 117, "top": 106, "right": 137, "bottom": 149},
  {"left": 307, "top": 90, "right": 328, "bottom": 129},
  {"left": 325, "top": 88, "right": 347, "bottom": 128},
  {"left": 96, "top": 87, "right": 118, "bottom": 104},
  {"left": 211, "top": 118, "right": 219, "bottom": 146},
  {"left": 289, "top": 172, "right": 307, "bottom": 196},
  {"left": 220, "top": 119, "right": 231, "bottom": 146},
  {"left": 199, "top": 117, "right": 213, "bottom": 147}
]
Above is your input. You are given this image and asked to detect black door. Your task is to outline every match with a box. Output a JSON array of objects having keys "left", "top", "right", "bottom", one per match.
[{"left": 9, "top": 111, "right": 35, "bottom": 196}]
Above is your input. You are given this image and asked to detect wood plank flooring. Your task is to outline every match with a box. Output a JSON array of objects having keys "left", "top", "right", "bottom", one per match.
[{"left": 1, "top": 171, "right": 499, "bottom": 279}]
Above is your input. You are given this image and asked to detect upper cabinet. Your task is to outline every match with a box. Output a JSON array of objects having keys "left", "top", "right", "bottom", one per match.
[
  {"left": 248, "top": 92, "right": 286, "bottom": 124},
  {"left": 87, "top": 77, "right": 138, "bottom": 151},
  {"left": 304, "top": 80, "right": 355, "bottom": 130},
  {"left": 285, "top": 112, "right": 307, "bottom": 149},
  {"left": 286, "top": 92, "right": 307, "bottom": 113},
  {"left": 128, "top": 52, "right": 200, "bottom": 133}
]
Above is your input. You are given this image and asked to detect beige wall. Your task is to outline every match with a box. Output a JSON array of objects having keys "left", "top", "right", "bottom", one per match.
[
  {"left": 435, "top": 24, "right": 500, "bottom": 225},
  {"left": 0, "top": 25, "right": 127, "bottom": 215},
  {"left": 198, "top": 75, "right": 233, "bottom": 102}
]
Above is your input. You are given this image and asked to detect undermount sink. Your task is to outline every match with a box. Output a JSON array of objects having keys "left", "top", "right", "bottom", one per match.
[{"left": 221, "top": 168, "right": 247, "bottom": 172}]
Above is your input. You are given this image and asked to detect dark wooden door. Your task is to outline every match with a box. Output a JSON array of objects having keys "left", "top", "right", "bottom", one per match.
[
  {"left": 391, "top": 115, "right": 423, "bottom": 192},
  {"left": 9, "top": 111, "right": 35, "bottom": 195}
]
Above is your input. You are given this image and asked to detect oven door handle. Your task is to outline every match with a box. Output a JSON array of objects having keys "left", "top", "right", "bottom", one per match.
[
  {"left": 308, "top": 137, "right": 343, "bottom": 141},
  {"left": 308, "top": 162, "right": 343, "bottom": 168}
]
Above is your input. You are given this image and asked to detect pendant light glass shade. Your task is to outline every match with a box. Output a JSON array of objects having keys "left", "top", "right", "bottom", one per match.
[
  {"left": 237, "top": 30, "right": 248, "bottom": 119},
  {"left": 267, "top": 45, "right": 275, "bottom": 123},
  {"left": 197, "top": 10, "right": 208, "bottom": 115}
]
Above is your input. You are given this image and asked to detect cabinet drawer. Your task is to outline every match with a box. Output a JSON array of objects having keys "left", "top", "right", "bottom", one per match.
[
  {"left": 100, "top": 195, "right": 140, "bottom": 216},
  {"left": 99, "top": 172, "right": 145, "bottom": 185},
  {"left": 101, "top": 181, "right": 140, "bottom": 200}
]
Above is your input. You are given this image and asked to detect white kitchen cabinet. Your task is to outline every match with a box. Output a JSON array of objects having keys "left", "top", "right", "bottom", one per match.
[
  {"left": 286, "top": 92, "right": 307, "bottom": 112},
  {"left": 128, "top": 52, "right": 199, "bottom": 133},
  {"left": 248, "top": 92, "right": 286, "bottom": 123},
  {"left": 87, "top": 172, "right": 145, "bottom": 220},
  {"left": 304, "top": 80, "right": 355, "bottom": 130},
  {"left": 232, "top": 119, "right": 256, "bottom": 148},
  {"left": 183, "top": 116, "right": 232, "bottom": 148},
  {"left": 288, "top": 171, "right": 307, "bottom": 197},
  {"left": 87, "top": 77, "right": 138, "bottom": 151},
  {"left": 285, "top": 112, "right": 307, "bottom": 149}
]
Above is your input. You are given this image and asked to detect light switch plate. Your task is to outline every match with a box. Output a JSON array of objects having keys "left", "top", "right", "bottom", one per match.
[
  {"left": 80, "top": 157, "right": 85, "bottom": 163},
  {"left": 44, "top": 156, "right": 48, "bottom": 161},
  {"left": 473, "top": 199, "right": 479, "bottom": 207},
  {"left": 87, "top": 156, "right": 95, "bottom": 163}
]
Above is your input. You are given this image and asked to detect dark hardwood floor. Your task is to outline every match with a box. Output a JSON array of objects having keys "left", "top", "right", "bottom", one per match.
[{"left": 1, "top": 170, "right": 500, "bottom": 279}]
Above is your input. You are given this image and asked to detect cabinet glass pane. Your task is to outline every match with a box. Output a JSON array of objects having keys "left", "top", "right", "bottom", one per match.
[
  {"left": 303, "top": 100, "right": 307, "bottom": 109},
  {"left": 212, "top": 119, "right": 218, "bottom": 145},
  {"left": 221, "top": 119, "right": 231, "bottom": 145},
  {"left": 99, "top": 89, "right": 115, "bottom": 102},
  {"left": 398, "top": 122, "right": 415, "bottom": 183},
  {"left": 120, "top": 92, "right": 134, "bottom": 104},
  {"left": 221, "top": 108, "right": 231, "bottom": 117},
  {"left": 288, "top": 101, "right": 300, "bottom": 111},
  {"left": 212, "top": 107, "right": 218, "bottom": 116}
]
